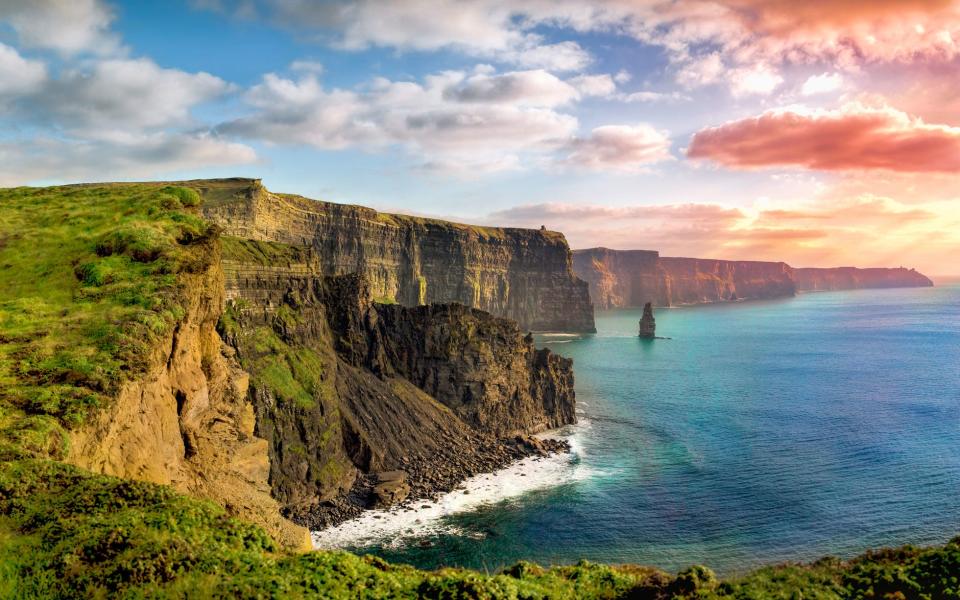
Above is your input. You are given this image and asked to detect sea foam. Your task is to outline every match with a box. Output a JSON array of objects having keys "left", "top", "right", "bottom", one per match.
[{"left": 311, "top": 423, "right": 590, "bottom": 550}]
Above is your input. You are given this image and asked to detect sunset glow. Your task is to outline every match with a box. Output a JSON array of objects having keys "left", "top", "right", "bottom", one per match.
[{"left": 1, "top": 1, "right": 958, "bottom": 274}]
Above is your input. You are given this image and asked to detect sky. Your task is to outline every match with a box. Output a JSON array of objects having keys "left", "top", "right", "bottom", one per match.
[{"left": 1, "top": 1, "right": 958, "bottom": 275}]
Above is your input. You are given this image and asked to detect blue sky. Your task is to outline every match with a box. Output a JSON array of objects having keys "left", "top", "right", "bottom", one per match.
[{"left": 1, "top": 1, "right": 958, "bottom": 273}]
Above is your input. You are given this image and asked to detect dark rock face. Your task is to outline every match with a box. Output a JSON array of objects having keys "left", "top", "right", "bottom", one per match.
[
  {"left": 794, "top": 267, "right": 934, "bottom": 291},
  {"left": 200, "top": 179, "right": 595, "bottom": 332},
  {"left": 573, "top": 248, "right": 796, "bottom": 308},
  {"left": 218, "top": 246, "right": 576, "bottom": 525},
  {"left": 639, "top": 303, "right": 656, "bottom": 338}
]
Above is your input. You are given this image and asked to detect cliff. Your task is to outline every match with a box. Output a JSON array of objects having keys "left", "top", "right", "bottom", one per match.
[
  {"left": 218, "top": 238, "right": 576, "bottom": 526},
  {"left": 794, "top": 267, "right": 934, "bottom": 291},
  {"left": 1, "top": 181, "right": 957, "bottom": 598},
  {"left": 573, "top": 248, "right": 795, "bottom": 308},
  {"left": 0, "top": 181, "right": 575, "bottom": 552},
  {"left": 199, "top": 178, "right": 595, "bottom": 332},
  {"left": 574, "top": 248, "right": 932, "bottom": 309}
]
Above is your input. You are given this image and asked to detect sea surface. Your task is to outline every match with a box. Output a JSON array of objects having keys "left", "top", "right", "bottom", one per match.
[{"left": 313, "top": 284, "right": 960, "bottom": 575}]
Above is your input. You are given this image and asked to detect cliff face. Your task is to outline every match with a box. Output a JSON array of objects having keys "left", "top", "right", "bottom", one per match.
[
  {"left": 794, "top": 267, "right": 934, "bottom": 291},
  {"left": 199, "top": 179, "right": 595, "bottom": 332},
  {"left": 573, "top": 248, "right": 795, "bottom": 308},
  {"left": 218, "top": 237, "right": 576, "bottom": 523},
  {"left": 66, "top": 240, "right": 311, "bottom": 550},
  {"left": 658, "top": 257, "right": 796, "bottom": 305}
]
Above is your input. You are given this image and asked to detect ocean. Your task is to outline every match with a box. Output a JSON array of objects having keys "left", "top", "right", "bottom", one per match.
[{"left": 313, "top": 284, "right": 960, "bottom": 576}]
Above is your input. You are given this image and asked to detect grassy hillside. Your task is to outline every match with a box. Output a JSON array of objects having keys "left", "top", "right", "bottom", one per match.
[{"left": 0, "top": 182, "right": 957, "bottom": 598}]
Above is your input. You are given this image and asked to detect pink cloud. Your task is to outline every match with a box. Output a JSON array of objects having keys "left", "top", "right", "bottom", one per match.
[{"left": 687, "top": 104, "right": 960, "bottom": 172}]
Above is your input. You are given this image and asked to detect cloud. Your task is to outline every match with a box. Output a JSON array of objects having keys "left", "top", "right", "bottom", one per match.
[
  {"left": 0, "top": 133, "right": 256, "bottom": 186},
  {"left": 222, "top": 67, "right": 676, "bottom": 174},
  {"left": 480, "top": 191, "right": 955, "bottom": 272},
  {"left": 563, "top": 124, "right": 673, "bottom": 173},
  {"left": 489, "top": 202, "right": 745, "bottom": 223},
  {"left": 199, "top": 1, "right": 960, "bottom": 96},
  {"left": 0, "top": 43, "right": 47, "bottom": 97},
  {"left": 620, "top": 90, "right": 691, "bottom": 103},
  {"left": 801, "top": 73, "right": 843, "bottom": 96},
  {"left": 568, "top": 74, "right": 617, "bottom": 98},
  {"left": 443, "top": 70, "right": 579, "bottom": 106},
  {"left": 688, "top": 103, "right": 960, "bottom": 172},
  {"left": 38, "top": 59, "right": 231, "bottom": 136},
  {"left": 0, "top": 0, "right": 121, "bottom": 55},
  {"left": 729, "top": 64, "right": 784, "bottom": 97}
]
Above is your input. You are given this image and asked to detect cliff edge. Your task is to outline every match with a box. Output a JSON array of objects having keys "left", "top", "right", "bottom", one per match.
[
  {"left": 198, "top": 178, "right": 595, "bottom": 332},
  {"left": 573, "top": 247, "right": 932, "bottom": 309}
]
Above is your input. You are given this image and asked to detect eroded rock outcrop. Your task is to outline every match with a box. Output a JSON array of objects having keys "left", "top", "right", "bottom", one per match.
[
  {"left": 67, "top": 238, "right": 310, "bottom": 550},
  {"left": 218, "top": 239, "right": 576, "bottom": 527},
  {"left": 794, "top": 267, "right": 934, "bottom": 291},
  {"left": 198, "top": 178, "right": 595, "bottom": 332},
  {"left": 639, "top": 303, "right": 656, "bottom": 338}
]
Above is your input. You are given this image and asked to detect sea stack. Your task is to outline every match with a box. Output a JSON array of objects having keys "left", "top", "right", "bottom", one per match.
[{"left": 639, "top": 302, "right": 656, "bottom": 338}]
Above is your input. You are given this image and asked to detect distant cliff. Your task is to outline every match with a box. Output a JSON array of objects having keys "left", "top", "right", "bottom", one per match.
[
  {"left": 199, "top": 179, "right": 595, "bottom": 332},
  {"left": 573, "top": 248, "right": 795, "bottom": 308},
  {"left": 794, "top": 267, "right": 934, "bottom": 292},
  {"left": 573, "top": 248, "right": 931, "bottom": 309}
]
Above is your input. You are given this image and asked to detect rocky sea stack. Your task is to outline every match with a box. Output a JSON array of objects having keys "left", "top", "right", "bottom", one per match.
[{"left": 639, "top": 302, "right": 656, "bottom": 338}]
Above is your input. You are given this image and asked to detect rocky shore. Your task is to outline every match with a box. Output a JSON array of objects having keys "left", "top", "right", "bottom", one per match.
[{"left": 292, "top": 435, "right": 569, "bottom": 530}]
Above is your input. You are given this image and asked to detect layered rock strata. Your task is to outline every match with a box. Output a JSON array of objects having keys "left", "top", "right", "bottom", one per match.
[
  {"left": 67, "top": 238, "right": 310, "bottom": 550},
  {"left": 794, "top": 267, "right": 934, "bottom": 291},
  {"left": 574, "top": 247, "right": 932, "bottom": 309},
  {"left": 198, "top": 178, "right": 595, "bottom": 332},
  {"left": 573, "top": 248, "right": 795, "bottom": 308},
  {"left": 218, "top": 237, "right": 576, "bottom": 528}
]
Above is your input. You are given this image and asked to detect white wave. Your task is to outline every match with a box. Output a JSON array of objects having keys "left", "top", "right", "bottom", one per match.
[{"left": 311, "top": 428, "right": 590, "bottom": 551}]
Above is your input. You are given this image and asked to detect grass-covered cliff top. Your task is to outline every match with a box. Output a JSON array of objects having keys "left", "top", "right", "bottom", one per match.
[
  {"left": 0, "top": 183, "right": 212, "bottom": 459},
  {"left": 0, "top": 181, "right": 957, "bottom": 598}
]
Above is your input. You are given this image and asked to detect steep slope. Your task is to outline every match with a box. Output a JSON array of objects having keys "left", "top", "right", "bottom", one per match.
[
  {"left": 795, "top": 266, "right": 934, "bottom": 291},
  {"left": 218, "top": 236, "right": 575, "bottom": 527},
  {"left": 199, "top": 178, "right": 595, "bottom": 332}
]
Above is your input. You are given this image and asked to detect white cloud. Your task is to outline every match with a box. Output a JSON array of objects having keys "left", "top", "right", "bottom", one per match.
[
  {"left": 563, "top": 124, "right": 673, "bottom": 173},
  {"left": 499, "top": 40, "right": 591, "bottom": 72},
  {"left": 444, "top": 70, "right": 579, "bottom": 106},
  {"left": 0, "top": 133, "right": 256, "bottom": 186},
  {"left": 40, "top": 59, "right": 231, "bottom": 136},
  {"left": 729, "top": 64, "right": 784, "bottom": 97},
  {"left": 801, "top": 72, "right": 844, "bottom": 96},
  {"left": 218, "top": 70, "right": 580, "bottom": 173},
  {"left": 568, "top": 74, "right": 617, "bottom": 98},
  {"left": 620, "top": 90, "right": 690, "bottom": 103},
  {"left": 0, "top": 0, "right": 120, "bottom": 55},
  {"left": 290, "top": 59, "right": 325, "bottom": 74},
  {"left": 676, "top": 53, "right": 724, "bottom": 88},
  {"left": 0, "top": 43, "right": 47, "bottom": 97}
]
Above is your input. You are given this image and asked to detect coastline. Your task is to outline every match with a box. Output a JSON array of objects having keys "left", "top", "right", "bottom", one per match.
[{"left": 311, "top": 423, "right": 586, "bottom": 551}]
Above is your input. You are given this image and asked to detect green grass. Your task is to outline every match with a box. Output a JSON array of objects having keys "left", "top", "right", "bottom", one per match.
[
  {"left": 1, "top": 181, "right": 959, "bottom": 598},
  {"left": 0, "top": 184, "right": 213, "bottom": 457}
]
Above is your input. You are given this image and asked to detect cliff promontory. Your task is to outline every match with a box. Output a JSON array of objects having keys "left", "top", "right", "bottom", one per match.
[
  {"left": 794, "top": 266, "right": 934, "bottom": 291},
  {"left": 573, "top": 247, "right": 932, "bottom": 309},
  {"left": 200, "top": 179, "right": 595, "bottom": 332}
]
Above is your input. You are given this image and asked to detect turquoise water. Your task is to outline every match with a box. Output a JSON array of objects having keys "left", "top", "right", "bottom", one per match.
[{"left": 349, "top": 285, "right": 960, "bottom": 575}]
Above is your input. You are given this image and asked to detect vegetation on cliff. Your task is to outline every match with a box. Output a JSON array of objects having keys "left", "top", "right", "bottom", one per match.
[
  {"left": 0, "top": 183, "right": 212, "bottom": 461},
  {"left": 0, "top": 182, "right": 957, "bottom": 598}
]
